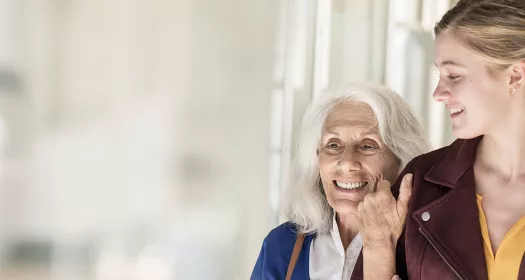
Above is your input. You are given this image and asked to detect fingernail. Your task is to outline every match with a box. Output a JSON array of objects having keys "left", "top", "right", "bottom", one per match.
[{"left": 405, "top": 173, "right": 413, "bottom": 183}]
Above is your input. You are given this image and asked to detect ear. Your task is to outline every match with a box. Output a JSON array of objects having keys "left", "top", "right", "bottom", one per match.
[{"left": 508, "top": 61, "right": 525, "bottom": 94}]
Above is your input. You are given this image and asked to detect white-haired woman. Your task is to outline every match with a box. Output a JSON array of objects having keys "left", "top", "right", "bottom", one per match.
[{"left": 251, "top": 84, "right": 429, "bottom": 280}]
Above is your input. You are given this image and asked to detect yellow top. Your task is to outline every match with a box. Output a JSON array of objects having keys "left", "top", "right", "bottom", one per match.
[{"left": 476, "top": 194, "right": 525, "bottom": 279}]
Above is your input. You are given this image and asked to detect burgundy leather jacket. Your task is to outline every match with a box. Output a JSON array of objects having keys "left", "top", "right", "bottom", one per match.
[{"left": 393, "top": 136, "right": 525, "bottom": 280}]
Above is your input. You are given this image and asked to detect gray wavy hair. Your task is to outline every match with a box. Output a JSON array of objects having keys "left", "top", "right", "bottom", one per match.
[{"left": 280, "top": 84, "right": 430, "bottom": 235}]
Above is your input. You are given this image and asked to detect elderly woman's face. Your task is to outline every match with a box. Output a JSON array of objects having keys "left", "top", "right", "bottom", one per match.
[{"left": 318, "top": 102, "right": 400, "bottom": 215}]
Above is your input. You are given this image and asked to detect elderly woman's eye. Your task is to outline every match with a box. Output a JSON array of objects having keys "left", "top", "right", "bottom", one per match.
[
  {"left": 322, "top": 141, "right": 343, "bottom": 154},
  {"left": 328, "top": 143, "right": 340, "bottom": 149},
  {"left": 360, "top": 141, "right": 378, "bottom": 151}
]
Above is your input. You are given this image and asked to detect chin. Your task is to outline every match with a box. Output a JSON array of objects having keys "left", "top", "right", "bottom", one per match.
[
  {"left": 451, "top": 126, "right": 483, "bottom": 140},
  {"left": 331, "top": 199, "right": 361, "bottom": 215}
]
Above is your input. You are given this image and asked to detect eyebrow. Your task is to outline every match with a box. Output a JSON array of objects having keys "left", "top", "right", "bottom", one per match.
[
  {"left": 363, "top": 131, "right": 380, "bottom": 136},
  {"left": 324, "top": 129, "right": 380, "bottom": 138},
  {"left": 435, "top": 60, "right": 464, "bottom": 68},
  {"left": 361, "top": 131, "right": 381, "bottom": 140},
  {"left": 324, "top": 129, "right": 340, "bottom": 136}
]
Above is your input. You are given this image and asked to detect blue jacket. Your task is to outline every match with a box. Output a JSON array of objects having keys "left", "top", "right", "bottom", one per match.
[{"left": 251, "top": 222, "right": 315, "bottom": 280}]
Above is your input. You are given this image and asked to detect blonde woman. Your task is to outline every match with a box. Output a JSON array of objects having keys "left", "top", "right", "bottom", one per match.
[{"left": 360, "top": 0, "right": 525, "bottom": 279}]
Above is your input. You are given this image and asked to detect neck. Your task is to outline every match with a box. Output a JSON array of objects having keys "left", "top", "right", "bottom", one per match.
[
  {"left": 335, "top": 212, "right": 360, "bottom": 251},
  {"left": 479, "top": 109, "right": 525, "bottom": 180}
]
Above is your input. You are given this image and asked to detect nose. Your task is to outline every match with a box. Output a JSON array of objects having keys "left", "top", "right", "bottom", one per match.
[
  {"left": 337, "top": 148, "right": 361, "bottom": 172},
  {"left": 433, "top": 81, "right": 451, "bottom": 102}
]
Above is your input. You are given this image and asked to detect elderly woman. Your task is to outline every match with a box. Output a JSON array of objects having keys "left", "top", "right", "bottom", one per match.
[{"left": 251, "top": 84, "right": 429, "bottom": 279}]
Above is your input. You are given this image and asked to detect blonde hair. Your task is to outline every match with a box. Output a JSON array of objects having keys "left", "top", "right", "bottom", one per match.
[
  {"left": 280, "top": 84, "right": 429, "bottom": 235},
  {"left": 435, "top": 0, "right": 525, "bottom": 69}
]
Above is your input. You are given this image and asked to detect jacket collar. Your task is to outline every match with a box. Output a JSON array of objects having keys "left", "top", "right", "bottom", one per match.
[
  {"left": 424, "top": 136, "right": 483, "bottom": 188},
  {"left": 415, "top": 136, "right": 487, "bottom": 280}
]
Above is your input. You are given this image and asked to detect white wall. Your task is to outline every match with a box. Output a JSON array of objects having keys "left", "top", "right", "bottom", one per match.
[
  {"left": 0, "top": 0, "right": 277, "bottom": 279},
  {"left": 179, "top": 0, "right": 276, "bottom": 278}
]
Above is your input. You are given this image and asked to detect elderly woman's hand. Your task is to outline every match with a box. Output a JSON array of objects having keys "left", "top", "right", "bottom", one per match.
[
  {"left": 357, "top": 173, "right": 412, "bottom": 247},
  {"left": 357, "top": 173, "right": 413, "bottom": 280}
]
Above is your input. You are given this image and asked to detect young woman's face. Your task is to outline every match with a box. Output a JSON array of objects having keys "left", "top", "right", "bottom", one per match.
[{"left": 433, "top": 32, "right": 515, "bottom": 139}]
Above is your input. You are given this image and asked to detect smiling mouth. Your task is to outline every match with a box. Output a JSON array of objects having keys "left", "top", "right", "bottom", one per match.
[
  {"left": 449, "top": 107, "right": 464, "bottom": 117},
  {"left": 333, "top": 180, "right": 368, "bottom": 190}
]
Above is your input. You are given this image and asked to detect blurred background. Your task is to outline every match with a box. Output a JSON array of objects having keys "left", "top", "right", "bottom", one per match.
[{"left": 0, "top": 0, "right": 459, "bottom": 279}]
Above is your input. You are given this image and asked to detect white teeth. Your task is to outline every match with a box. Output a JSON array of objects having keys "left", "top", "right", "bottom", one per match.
[
  {"left": 449, "top": 108, "right": 464, "bottom": 114},
  {"left": 335, "top": 181, "right": 367, "bottom": 190}
]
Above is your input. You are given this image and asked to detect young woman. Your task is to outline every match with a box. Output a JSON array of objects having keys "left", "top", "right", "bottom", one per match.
[{"left": 360, "top": 1, "right": 525, "bottom": 279}]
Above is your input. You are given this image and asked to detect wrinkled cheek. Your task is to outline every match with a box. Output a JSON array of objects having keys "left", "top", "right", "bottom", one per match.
[
  {"left": 380, "top": 156, "right": 401, "bottom": 182},
  {"left": 317, "top": 168, "right": 332, "bottom": 190},
  {"left": 319, "top": 173, "right": 330, "bottom": 189},
  {"left": 370, "top": 165, "right": 398, "bottom": 185},
  {"left": 318, "top": 156, "right": 339, "bottom": 177},
  {"left": 381, "top": 168, "right": 398, "bottom": 183}
]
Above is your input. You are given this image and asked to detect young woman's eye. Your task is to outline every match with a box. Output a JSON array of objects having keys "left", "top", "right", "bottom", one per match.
[{"left": 447, "top": 75, "right": 460, "bottom": 81}]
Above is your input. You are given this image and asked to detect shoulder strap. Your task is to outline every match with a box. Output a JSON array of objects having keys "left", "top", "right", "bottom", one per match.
[{"left": 285, "top": 233, "right": 305, "bottom": 280}]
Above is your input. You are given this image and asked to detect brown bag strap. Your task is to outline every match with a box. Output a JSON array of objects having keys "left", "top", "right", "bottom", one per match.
[{"left": 285, "top": 233, "right": 305, "bottom": 280}]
